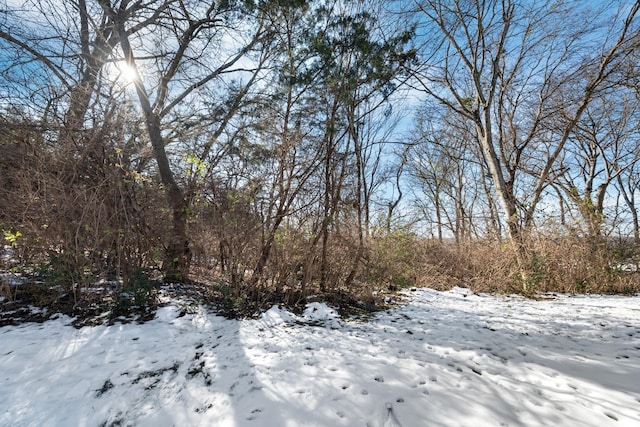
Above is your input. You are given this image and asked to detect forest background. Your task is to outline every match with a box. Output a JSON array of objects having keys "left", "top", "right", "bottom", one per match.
[{"left": 1, "top": 0, "right": 639, "bottom": 317}]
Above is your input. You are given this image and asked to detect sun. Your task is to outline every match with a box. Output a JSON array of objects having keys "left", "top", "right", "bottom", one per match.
[{"left": 117, "top": 61, "right": 140, "bottom": 83}]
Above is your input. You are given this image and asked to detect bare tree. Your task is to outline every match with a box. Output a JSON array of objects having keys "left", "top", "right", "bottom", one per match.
[
  {"left": 554, "top": 90, "right": 640, "bottom": 239},
  {"left": 1, "top": 0, "right": 276, "bottom": 281},
  {"left": 0, "top": 1, "right": 170, "bottom": 292},
  {"left": 407, "top": 0, "right": 640, "bottom": 277},
  {"left": 98, "top": 0, "right": 270, "bottom": 280},
  {"left": 617, "top": 164, "right": 640, "bottom": 244},
  {"left": 408, "top": 104, "right": 485, "bottom": 242}
]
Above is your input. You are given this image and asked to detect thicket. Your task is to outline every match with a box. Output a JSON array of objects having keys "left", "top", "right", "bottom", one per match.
[{"left": 1, "top": 121, "right": 638, "bottom": 319}]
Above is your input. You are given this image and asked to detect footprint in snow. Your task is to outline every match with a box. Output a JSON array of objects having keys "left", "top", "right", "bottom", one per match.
[
  {"left": 604, "top": 412, "right": 619, "bottom": 421},
  {"left": 383, "top": 403, "right": 403, "bottom": 427},
  {"left": 246, "top": 408, "right": 262, "bottom": 421},
  {"left": 469, "top": 367, "right": 482, "bottom": 376},
  {"left": 194, "top": 403, "right": 213, "bottom": 413}
]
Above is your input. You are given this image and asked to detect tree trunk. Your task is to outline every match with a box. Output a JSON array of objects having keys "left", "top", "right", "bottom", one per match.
[
  {"left": 477, "top": 124, "right": 532, "bottom": 286},
  {"left": 435, "top": 194, "right": 443, "bottom": 243},
  {"left": 113, "top": 12, "right": 191, "bottom": 281},
  {"left": 250, "top": 212, "right": 286, "bottom": 288},
  {"left": 344, "top": 115, "right": 364, "bottom": 288},
  {"left": 164, "top": 186, "right": 191, "bottom": 282},
  {"left": 618, "top": 175, "right": 639, "bottom": 244}
]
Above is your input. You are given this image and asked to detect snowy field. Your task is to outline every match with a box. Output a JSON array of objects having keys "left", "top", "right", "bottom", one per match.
[{"left": 1, "top": 287, "right": 639, "bottom": 427}]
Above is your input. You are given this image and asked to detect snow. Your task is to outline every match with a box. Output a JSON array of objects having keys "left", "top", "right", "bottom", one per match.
[
  {"left": 302, "top": 302, "right": 341, "bottom": 325},
  {"left": 0, "top": 272, "right": 28, "bottom": 287},
  {"left": 1, "top": 288, "right": 639, "bottom": 427}
]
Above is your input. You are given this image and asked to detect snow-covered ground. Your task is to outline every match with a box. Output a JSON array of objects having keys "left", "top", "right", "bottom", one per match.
[{"left": 1, "top": 287, "right": 639, "bottom": 427}]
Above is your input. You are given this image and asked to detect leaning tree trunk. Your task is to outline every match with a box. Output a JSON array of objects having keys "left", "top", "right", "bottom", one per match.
[
  {"left": 476, "top": 121, "right": 531, "bottom": 286},
  {"left": 114, "top": 13, "right": 191, "bottom": 282}
]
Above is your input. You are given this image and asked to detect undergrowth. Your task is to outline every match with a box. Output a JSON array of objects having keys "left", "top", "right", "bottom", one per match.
[{"left": 1, "top": 235, "right": 638, "bottom": 327}]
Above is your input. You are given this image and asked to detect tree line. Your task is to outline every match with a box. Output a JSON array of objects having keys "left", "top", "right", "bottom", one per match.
[{"left": 1, "top": 0, "right": 639, "bottom": 309}]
